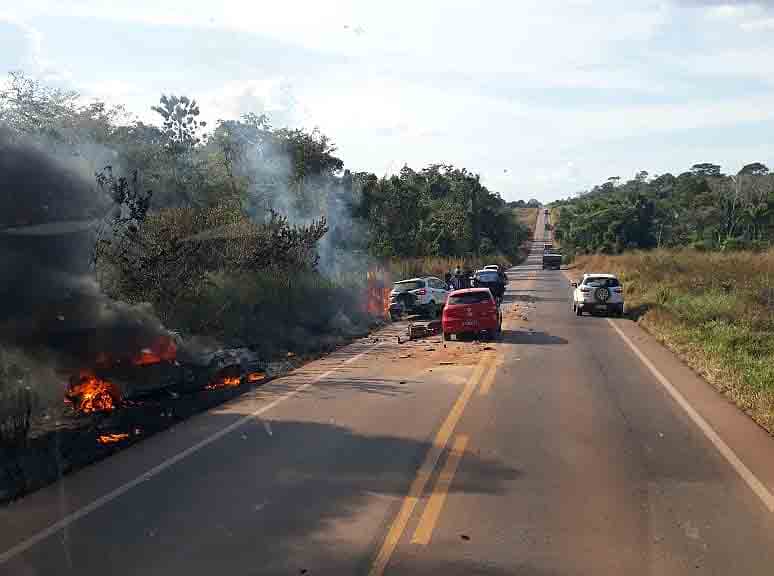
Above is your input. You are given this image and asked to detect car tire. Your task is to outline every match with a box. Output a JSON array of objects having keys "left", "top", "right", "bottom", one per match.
[
  {"left": 428, "top": 302, "right": 438, "bottom": 319},
  {"left": 443, "top": 331, "right": 450, "bottom": 341}
]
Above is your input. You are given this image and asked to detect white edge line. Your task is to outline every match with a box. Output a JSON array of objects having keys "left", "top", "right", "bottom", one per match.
[
  {"left": 607, "top": 318, "right": 774, "bottom": 513},
  {"left": 0, "top": 341, "right": 383, "bottom": 565}
]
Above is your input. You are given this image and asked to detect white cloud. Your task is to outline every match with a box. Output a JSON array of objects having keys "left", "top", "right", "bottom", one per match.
[{"left": 3, "top": 1, "right": 774, "bottom": 200}]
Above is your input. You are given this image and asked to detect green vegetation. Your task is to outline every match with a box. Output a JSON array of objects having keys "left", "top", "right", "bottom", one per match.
[
  {"left": 573, "top": 249, "right": 774, "bottom": 432},
  {"left": 0, "top": 71, "right": 531, "bottom": 439},
  {"left": 515, "top": 207, "right": 539, "bottom": 235},
  {"left": 554, "top": 165, "right": 774, "bottom": 257}
]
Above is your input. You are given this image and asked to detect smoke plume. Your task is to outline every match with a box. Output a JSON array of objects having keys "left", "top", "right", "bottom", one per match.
[{"left": 0, "top": 133, "right": 172, "bottom": 367}]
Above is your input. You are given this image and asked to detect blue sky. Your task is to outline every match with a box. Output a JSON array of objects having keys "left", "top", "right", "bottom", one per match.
[{"left": 2, "top": 0, "right": 774, "bottom": 201}]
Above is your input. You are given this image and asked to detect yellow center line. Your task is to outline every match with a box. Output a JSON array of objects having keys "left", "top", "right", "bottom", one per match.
[
  {"left": 478, "top": 354, "right": 503, "bottom": 396},
  {"left": 367, "top": 355, "right": 494, "bottom": 576},
  {"left": 410, "top": 434, "right": 469, "bottom": 545}
]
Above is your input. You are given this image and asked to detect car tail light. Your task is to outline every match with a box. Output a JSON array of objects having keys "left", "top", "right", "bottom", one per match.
[{"left": 415, "top": 288, "right": 427, "bottom": 295}]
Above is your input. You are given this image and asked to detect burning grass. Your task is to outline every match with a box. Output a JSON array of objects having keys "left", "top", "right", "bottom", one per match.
[
  {"left": 514, "top": 207, "right": 539, "bottom": 232},
  {"left": 572, "top": 249, "right": 774, "bottom": 432}
]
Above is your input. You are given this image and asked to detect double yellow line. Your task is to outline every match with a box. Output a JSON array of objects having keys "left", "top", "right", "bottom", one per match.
[{"left": 368, "top": 349, "right": 501, "bottom": 576}]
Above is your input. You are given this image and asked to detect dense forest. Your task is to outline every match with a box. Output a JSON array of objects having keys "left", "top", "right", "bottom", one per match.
[{"left": 554, "top": 163, "right": 774, "bottom": 256}]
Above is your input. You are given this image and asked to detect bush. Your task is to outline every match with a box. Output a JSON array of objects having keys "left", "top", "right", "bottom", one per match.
[{"left": 169, "top": 269, "right": 371, "bottom": 358}]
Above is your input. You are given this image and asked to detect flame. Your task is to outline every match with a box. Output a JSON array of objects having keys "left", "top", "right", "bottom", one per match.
[
  {"left": 246, "top": 372, "right": 265, "bottom": 383},
  {"left": 366, "top": 265, "right": 392, "bottom": 319},
  {"left": 97, "top": 433, "right": 129, "bottom": 445},
  {"left": 133, "top": 335, "right": 177, "bottom": 366},
  {"left": 205, "top": 376, "right": 241, "bottom": 390},
  {"left": 66, "top": 371, "right": 121, "bottom": 413}
]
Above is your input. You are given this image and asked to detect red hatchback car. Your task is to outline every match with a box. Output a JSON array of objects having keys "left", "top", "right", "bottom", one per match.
[{"left": 442, "top": 288, "right": 502, "bottom": 341}]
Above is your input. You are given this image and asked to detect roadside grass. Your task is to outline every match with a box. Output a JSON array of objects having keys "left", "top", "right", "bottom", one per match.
[
  {"left": 515, "top": 207, "right": 538, "bottom": 232},
  {"left": 549, "top": 207, "right": 561, "bottom": 248},
  {"left": 571, "top": 249, "right": 774, "bottom": 432},
  {"left": 388, "top": 255, "right": 512, "bottom": 282}
]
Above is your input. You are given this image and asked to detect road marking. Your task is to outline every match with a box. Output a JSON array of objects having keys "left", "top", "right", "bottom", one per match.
[
  {"left": 0, "top": 342, "right": 382, "bottom": 566},
  {"left": 607, "top": 318, "right": 774, "bottom": 513},
  {"left": 478, "top": 354, "right": 502, "bottom": 396},
  {"left": 411, "top": 434, "right": 469, "bottom": 545},
  {"left": 367, "top": 354, "right": 493, "bottom": 576}
]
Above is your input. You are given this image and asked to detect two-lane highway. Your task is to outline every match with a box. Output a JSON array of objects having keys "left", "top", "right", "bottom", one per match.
[{"left": 3, "top": 209, "right": 774, "bottom": 575}]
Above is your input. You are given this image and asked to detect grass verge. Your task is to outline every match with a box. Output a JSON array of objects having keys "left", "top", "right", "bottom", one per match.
[{"left": 571, "top": 249, "right": 774, "bottom": 432}]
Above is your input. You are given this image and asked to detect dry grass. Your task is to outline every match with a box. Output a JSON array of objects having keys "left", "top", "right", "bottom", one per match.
[
  {"left": 388, "top": 255, "right": 512, "bottom": 282},
  {"left": 571, "top": 249, "right": 774, "bottom": 432},
  {"left": 515, "top": 207, "right": 538, "bottom": 231}
]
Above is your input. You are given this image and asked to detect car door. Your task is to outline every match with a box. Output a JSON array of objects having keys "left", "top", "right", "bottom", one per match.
[{"left": 428, "top": 278, "right": 443, "bottom": 304}]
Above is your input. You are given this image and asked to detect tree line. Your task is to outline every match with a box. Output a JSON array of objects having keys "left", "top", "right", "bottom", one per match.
[
  {"left": 0, "top": 71, "right": 528, "bottom": 267},
  {"left": 554, "top": 163, "right": 774, "bottom": 256},
  {"left": 0, "top": 71, "right": 529, "bottom": 352}
]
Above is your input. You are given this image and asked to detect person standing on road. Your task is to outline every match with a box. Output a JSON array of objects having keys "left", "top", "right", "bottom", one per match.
[{"left": 453, "top": 267, "right": 463, "bottom": 290}]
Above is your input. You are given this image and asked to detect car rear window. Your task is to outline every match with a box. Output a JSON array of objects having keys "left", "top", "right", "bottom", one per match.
[
  {"left": 476, "top": 271, "right": 500, "bottom": 283},
  {"left": 584, "top": 277, "right": 620, "bottom": 287},
  {"left": 393, "top": 280, "right": 424, "bottom": 292},
  {"left": 448, "top": 291, "right": 492, "bottom": 305}
]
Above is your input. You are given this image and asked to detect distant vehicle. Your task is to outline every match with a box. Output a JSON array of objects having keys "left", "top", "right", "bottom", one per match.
[
  {"left": 442, "top": 288, "right": 502, "bottom": 341},
  {"left": 542, "top": 252, "right": 562, "bottom": 270},
  {"left": 544, "top": 243, "right": 553, "bottom": 252},
  {"left": 389, "top": 277, "right": 449, "bottom": 320},
  {"left": 472, "top": 269, "right": 506, "bottom": 301},
  {"left": 483, "top": 264, "right": 499, "bottom": 270},
  {"left": 571, "top": 273, "right": 624, "bottom": 316},
  {"left": 544, "top": 208, "right": 549, "bottom": 214}
]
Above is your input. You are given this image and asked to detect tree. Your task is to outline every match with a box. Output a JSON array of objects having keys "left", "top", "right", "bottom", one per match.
[
  {"left": 691, "top": 163, "right": 722, "bottom": 177},
  {"left": 739, "top": 162, "right": 769, "bottom": 176}
]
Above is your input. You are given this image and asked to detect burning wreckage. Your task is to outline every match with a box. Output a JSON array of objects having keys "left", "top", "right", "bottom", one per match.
[{"left": 0, "top": 139, "right": 271, "bottom": 500}]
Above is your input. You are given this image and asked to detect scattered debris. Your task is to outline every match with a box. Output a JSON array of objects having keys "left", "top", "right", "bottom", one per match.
[
  {"left": 460, "top": 534, "right": 471, "bottom": 541},
  {"left": 439, "top": 361, "right": 455, "bottom": 365},
  {"left": 399, "top": 354, "right": 412, "bottom": 359}
]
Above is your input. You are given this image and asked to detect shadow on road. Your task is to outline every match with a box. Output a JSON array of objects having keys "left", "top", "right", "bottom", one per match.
[
  {"left": 499, "top": 329, "right": 568, "bottom": 346},
  {"left": 3, "top": 415, "right": 523, "bottom": 576}
]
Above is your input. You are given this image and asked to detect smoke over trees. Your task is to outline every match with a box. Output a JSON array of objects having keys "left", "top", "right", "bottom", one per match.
[{"left": 0, "top": 71, "right": 528, "bottom": 435}]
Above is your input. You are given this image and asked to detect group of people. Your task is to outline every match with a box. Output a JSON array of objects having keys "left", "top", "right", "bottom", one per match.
[
  {"left": 445, "top": 268, "right": 473, "bottom": 291},
  {"left": 444, "top": 266, "right": 508, "bottom": 301}
]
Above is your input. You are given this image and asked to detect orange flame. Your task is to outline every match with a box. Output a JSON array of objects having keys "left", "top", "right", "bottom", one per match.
[
  {"left": 246, "top": 372, "right": 265, "bottom": 383},
  {"left": 205, "top": 376, "right": 241, "bottom": 390},
  {"left": 66, "top": 371, "right": 121, "bottom": 413},
  {"left": 366, "top": 266, "right": 392, "bottom": 319},
  {"left": 133, "top": 335, "right": 177, "bottom": 366},
  {"left": 97, "top": 433, "right": 129, "bottom": 445}
]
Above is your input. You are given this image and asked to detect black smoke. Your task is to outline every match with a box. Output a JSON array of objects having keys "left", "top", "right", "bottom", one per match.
[{"left": 0, "top": 133, "right": 171, "bottom": 367}]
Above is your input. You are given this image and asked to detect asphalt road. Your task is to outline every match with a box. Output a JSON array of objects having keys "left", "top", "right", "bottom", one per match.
[{"left": 3, "top": 209, "right": 774, "bottom": 575}]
